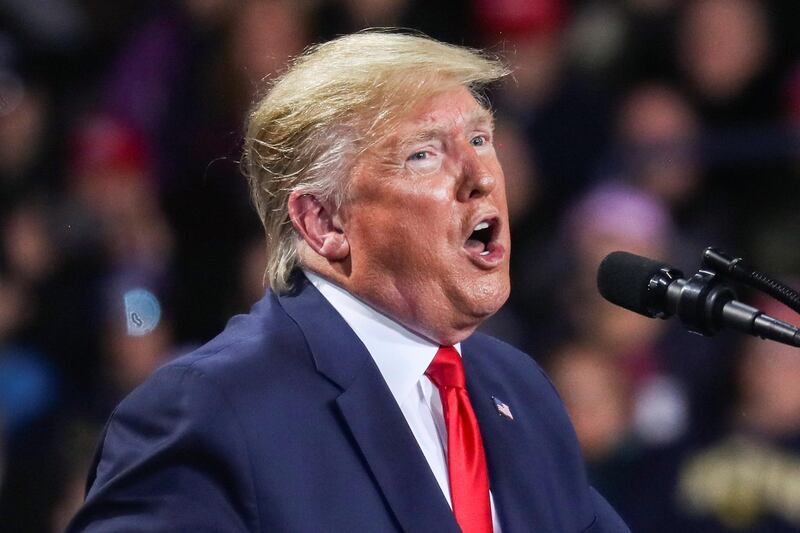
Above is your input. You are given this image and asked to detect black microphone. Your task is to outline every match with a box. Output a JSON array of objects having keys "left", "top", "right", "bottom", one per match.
[{"left": 597, "top": 251, "right": 800, "bottom": 347}]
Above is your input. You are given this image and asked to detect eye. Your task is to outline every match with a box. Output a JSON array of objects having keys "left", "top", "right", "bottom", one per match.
[
  {"left": 405, "top": 146, "right": 442, "bottom": 174},
  {"left": 469, "top": 132, "right": 492, "bottom": 148},
  {"left": 471, "top": 135, "right": 486, "bottom": 147}
]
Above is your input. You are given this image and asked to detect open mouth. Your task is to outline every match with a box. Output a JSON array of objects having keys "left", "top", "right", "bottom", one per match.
[
  {"left": 464, "top": 217, "right": 498, "bottom": 256},
  {"left": 463, "top": 216, "right": 505, "bottom": 268}
]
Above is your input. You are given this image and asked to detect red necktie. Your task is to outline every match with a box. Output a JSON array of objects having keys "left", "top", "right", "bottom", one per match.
[{"left": 426, "top": 345, "right": 493, "bottom": 533}]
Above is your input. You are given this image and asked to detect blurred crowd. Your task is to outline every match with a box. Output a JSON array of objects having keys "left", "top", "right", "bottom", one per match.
[{"left": 1, "top": 0, "right": 799, "bottom": 531}]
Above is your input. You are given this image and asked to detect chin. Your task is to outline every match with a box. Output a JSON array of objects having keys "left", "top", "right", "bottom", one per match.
[
  {"left": 462, "top": 277, "right": 511, "bottom": 322},
  {"left": 424, "top": 284, "right": 509, "bottom": 346}
]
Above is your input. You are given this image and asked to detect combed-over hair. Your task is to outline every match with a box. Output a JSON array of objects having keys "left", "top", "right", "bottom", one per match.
[{"left": 242, "top": 30, "right": 509, "bottom": 293}]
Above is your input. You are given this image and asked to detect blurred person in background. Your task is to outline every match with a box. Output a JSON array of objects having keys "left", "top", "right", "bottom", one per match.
[
  {"left": 93, "top": 279, "right": 178, "bottom": 413},
  {"left": 549, "top": 184, "right": 692, "bottom": 448},
  {"left": 0, "top": 67, "right": 54, "bottom": 207},
  {"left": 474, "top": 0, "right": 567, "bottom": 116},
  {"left": 613, "top": 294, "right": 800, "bottom": 532},
  {"left": 676, "top": 0, "right": 800, "bottom": 269},
  {"left": 603, "top": 81, "right": 733, "bottom": 266},
  {"left": 516, "top": 183, "right": 671, "bottom": 355},
  {"left": 675, "top": 296, "right": 800, "bottom": 532},
  {"left": 548, "top": 343, "right": 635, "bottom": 484},
  {"left": 546, "top": 339, "right": 693, "bottom": 531},
  {"left": 474, "top": 0, "right": 615, "bottom": 228},
  {"left": 678, "top": 0, "right": 774, "bottom": 116},
  {"left": 68, "top": 113, "right": 173, "bottom": 281},
  {"left": 614, "top": 83, "right": 702, "bottom": 219},
  {"left": 564, "top": 0, "right": 680, "bottom": 86},
  {"left": 519, "top": 183, "right": 737, "bottom": 448}
]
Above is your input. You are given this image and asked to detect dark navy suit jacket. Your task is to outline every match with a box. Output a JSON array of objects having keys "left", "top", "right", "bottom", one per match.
[{"left": 69, "top": 275, "right": 630, "bottom": 532}]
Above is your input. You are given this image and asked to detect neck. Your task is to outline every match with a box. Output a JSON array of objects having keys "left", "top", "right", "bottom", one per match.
[{"left": 300, "top": 263, "right": 478, "bottom": 345}]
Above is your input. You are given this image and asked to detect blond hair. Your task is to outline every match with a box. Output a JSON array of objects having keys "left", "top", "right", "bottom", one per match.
[{"left": 242, "top": 30, "right": 509, "bottom": 293}]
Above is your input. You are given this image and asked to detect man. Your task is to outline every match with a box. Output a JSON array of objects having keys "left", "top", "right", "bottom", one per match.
[{"left": 69, "top": 31, "right": 629, "bottom": 532}]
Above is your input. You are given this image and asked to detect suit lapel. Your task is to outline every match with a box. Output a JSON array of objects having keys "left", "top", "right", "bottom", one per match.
[
  {"left": 336, "top": 368, "right": 460, "bottom": 533},
  {"left": 278, "top": 275, "right": 459, "bottom": 533},
  {"left": 462, "top": 340, "right": 543, "bottom": 532}
]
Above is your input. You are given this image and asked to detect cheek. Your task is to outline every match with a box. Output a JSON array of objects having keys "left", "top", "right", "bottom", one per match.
[
  {"left": 347, "top": 206, "right": 434, "bottom": 273},
  {"left": 359, "top": 186, "right": 456, "bottom": 241}
]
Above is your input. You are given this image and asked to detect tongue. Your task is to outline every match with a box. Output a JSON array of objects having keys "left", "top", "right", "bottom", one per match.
[{"left": 465, "top": 238, "right": 486, "bottom": 253}]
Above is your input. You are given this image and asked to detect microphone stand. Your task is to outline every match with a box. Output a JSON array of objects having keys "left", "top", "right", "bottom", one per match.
[
  {"left": 702, "top": 247, "right": 800, "bottom": 315},
  {"left": 682, "top": 247, "right": 800, "bottom": 346}
]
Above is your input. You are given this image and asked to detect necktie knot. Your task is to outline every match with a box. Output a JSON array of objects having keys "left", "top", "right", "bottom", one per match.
[{"left": 425, "top": 345, "right": 465, "bottom": 390}]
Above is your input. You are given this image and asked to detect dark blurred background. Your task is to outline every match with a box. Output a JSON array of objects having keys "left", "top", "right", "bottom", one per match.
[{"left": 1, "top": 0, "right": 799, "bottom": 531}]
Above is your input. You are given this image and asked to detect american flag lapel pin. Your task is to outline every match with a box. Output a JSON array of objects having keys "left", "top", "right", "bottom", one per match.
[{"left": 492, "top": 396, "right": 514, "bottom": 420}]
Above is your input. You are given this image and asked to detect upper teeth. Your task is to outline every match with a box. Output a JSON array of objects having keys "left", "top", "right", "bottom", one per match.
[{"left": 474, "top": 221, "right": 490, "bottom": 231}]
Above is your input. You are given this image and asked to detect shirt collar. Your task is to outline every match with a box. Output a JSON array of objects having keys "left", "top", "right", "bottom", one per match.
[{"left": 304, "top": 270, "right": 461, "bottom": 405}]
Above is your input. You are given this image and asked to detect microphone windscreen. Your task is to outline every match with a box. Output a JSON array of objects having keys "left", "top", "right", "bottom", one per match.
[{"left": 597, "top": 251, "right": 669, "bottom": 315}]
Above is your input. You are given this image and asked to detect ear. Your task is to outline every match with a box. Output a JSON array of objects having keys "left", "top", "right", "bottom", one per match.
[{"left": 287, "top": 191, "right": 350, "bottom": 261}]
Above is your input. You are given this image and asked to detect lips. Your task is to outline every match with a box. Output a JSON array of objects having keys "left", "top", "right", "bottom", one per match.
[{"left": 463, "top": 216, "right": 505, "bottom": 268}]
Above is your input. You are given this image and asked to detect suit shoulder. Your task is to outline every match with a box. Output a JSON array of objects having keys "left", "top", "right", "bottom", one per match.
[
  {"left": 161, "top": 293, "right": 308, "bottom": 384},
  {"left": 466, "top": 331, "right": 552, "bottom": 381},
  {"left": 466, "top": 330, "right": 531, "bottom": 358},
  {"left": 112, "top": 291, "right": 318, "bottom": 434},
  {"left": 76, "top": 360, "right": 260, "bottom": 532}
]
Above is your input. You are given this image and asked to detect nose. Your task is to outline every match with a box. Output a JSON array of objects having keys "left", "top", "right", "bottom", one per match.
[{"left": 456, "top": 143, "right": 496, "bottom": 202}]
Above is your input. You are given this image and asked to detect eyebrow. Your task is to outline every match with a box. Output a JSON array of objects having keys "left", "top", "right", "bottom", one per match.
[
  {"left": 399, "top": 107, "right": 495, "bottom": 149},
  {"left": 465, "top": 107, "right": 495, "bottom": 130}
]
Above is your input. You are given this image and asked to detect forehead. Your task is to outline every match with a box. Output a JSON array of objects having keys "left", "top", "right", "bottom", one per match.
[{"left": 392, "top": 87, "right": 493, "bottom": 138}]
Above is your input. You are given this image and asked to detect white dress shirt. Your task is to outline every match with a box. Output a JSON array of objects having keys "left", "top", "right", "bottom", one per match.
[{"left": 305, "top": 271, "right": 502, "bottom": 531}]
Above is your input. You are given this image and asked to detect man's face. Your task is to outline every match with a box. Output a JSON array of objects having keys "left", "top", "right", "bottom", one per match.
[{"left": 340, "top": 86, "right": 511, "bottom": 344}]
